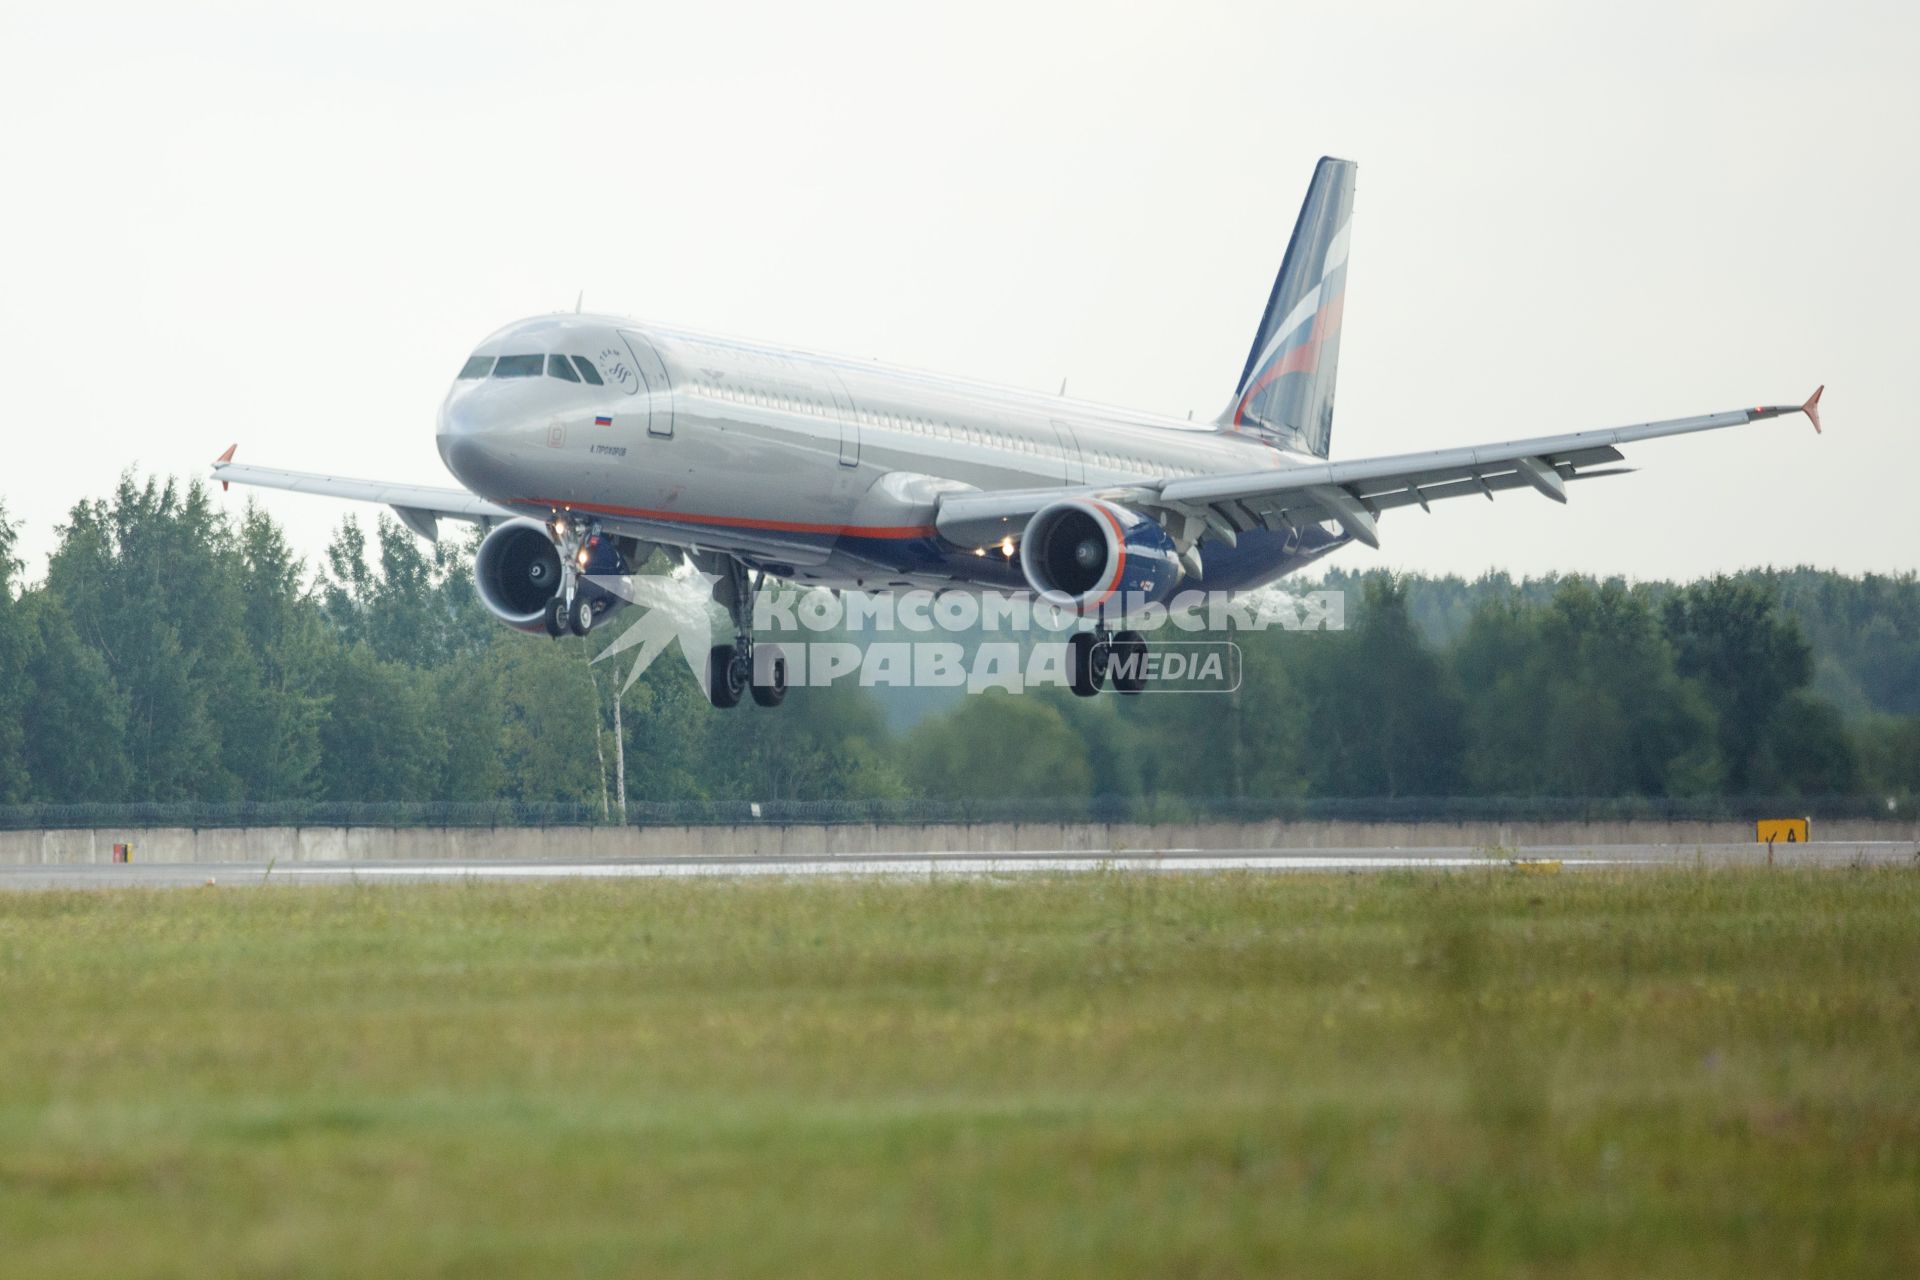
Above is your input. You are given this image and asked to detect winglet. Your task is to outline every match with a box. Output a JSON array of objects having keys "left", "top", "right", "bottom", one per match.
[
  {"left": 1801, "top": 384, "right": 1824, "bottom": 434},
  {"left": 215, "top": 443, "right": 237, "bottom": 491}
]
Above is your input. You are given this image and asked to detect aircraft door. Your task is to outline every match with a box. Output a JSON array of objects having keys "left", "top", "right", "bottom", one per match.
[
  {"left": 1049, "top": 419, "right": 1086, "bottom": 484},
  {"left": 620, "top": 331, "right": 675, "bottom": 438},
  {"left": 826, "top": 367, "right": 860, "bottom": 467}
]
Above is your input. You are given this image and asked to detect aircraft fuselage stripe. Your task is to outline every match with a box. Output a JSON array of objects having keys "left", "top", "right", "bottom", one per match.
[{"left": 514, "top": 497, "right": 936, "bottom": 540}]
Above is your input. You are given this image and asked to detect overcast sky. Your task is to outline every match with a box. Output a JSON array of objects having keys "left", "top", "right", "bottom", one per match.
[{"left": 1, "top": 0, "right": 1913, "bottom": 583}]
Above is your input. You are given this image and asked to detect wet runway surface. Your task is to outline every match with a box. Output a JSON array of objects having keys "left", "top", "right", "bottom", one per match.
[{"left": 1, "top": 842, "right": 1912, "bottom": 890}]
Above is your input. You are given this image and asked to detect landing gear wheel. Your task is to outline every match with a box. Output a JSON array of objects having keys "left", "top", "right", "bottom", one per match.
[
  {"left": 751, "top": 644, "right": 789, "bottom": 708},
  {"left": 1069, "top": 630, "right": 1106, "bottom": 698},
  {"left": 567, "top": 594, "right": 596, "bottom": 637},
  {"left": 708, "top": 644, "right": 747, "bottom": 709},
  {"left": 543, "top": 598, "right": 566, "bottom": 638},
  {"left": 1111, "top": 630, "right": 1148, "bottom": 695}
]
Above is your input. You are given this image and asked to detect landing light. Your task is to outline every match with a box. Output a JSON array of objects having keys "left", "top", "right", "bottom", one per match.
[{"left": 999, "top": 536, "right": 1015, "bottom": 558}]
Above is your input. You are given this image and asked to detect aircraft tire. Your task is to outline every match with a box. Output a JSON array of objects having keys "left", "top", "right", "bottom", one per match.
[
  {"left": 1069, "top": 631, "right": 1105, "bottom": 698},
  {"left": 750, "top": 645, "right": 789, "bottom": 708},
  {"left": 1111, "top": 630, "right": 1147, "bottom": 694},
  {"left": 708, "top": 645, "right": 745, "bottom": 709}
]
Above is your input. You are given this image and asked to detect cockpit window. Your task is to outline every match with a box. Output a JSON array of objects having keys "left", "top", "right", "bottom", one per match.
[
  {"left": 457, "top": 355, "right": 494, "bottom": 379},
  {"left": 571, "top": 355, "right": 605, "bottom": 386},
  {"left": 492, "top": 354, "right": 543, "bottom": 378},
  {"left": 547, "top": 354, "right": 581, "bottom": 382}
]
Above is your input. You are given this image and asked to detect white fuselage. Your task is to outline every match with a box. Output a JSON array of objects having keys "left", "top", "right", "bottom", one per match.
[{"left": 437, "top": 313, "right": 1344, "bottom": 592}]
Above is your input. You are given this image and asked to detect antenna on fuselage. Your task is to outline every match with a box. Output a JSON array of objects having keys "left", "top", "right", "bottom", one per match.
[
  {"left": 574, "top": 291, "right": 583, "bottom": 314},
  {"left": 1058, "top": 377, "right": 1067, "bottom": 396}
]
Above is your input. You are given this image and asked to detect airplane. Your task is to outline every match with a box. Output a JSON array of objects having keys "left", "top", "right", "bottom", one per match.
[{"left": 212, "top": 156, "right": 1823, "bottom": 709}]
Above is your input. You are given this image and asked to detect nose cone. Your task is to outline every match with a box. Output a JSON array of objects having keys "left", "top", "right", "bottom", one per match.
[{"left": 436, "top": 387, "right": 520, "bottom": 495}]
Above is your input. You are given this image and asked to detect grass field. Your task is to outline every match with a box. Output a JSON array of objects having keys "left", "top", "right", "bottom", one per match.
[{"left": 1, "top": 868, "right": 1917, "bottom": 1278}]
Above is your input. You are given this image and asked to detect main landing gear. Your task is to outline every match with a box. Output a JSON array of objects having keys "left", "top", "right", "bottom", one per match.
[
  {"left": 1069, "top": 629, "right": 1149, "bottom": 698},
  {"left": 701, "top": 554, "right": 788, "bottom": 710}
]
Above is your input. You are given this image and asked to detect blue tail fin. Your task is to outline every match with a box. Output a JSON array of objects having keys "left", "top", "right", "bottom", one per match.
[{"left": 1219, "top": 156, "right": 1356, "bottom": 457}]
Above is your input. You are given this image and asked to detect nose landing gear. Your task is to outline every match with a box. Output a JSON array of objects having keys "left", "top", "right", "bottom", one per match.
[
  {"left": 539, "top": 513, "right": 609, "bottom": 639},
  {"left": 542, "top": 592, "right": 598, "bottom": 638}
]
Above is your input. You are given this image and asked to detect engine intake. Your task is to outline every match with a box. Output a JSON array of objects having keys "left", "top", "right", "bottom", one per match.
[
  {"left": 1018, "top": 499, "right": 1181, "bottom": 616},
  {"left": 474, "top": 519, "right": 567, "bottom": 631}
]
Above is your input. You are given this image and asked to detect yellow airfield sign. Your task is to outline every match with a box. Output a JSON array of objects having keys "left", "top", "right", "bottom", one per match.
[{"left": 1756, "top": 818, "right": 1810, "bottom": 845}]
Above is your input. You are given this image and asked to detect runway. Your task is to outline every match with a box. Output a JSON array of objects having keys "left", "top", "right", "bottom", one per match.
[{"left": 0, "top": 842, "right": 1911, "bottom": 890}]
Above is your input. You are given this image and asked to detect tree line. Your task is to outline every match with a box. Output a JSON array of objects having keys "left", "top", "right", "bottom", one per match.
[{"left": 0, "top": 475, "right": 1913, "bottom": 812}]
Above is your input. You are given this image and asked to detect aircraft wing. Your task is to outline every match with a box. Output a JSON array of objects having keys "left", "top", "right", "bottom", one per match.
[
  {"left": 936, "top": 388, "right": 1823, "bottom": 552},
  {"left": 210, "top": 446, "right": 515, "bottom": 542}
]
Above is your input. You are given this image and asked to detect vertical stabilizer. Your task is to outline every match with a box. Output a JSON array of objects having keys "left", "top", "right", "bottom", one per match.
[{"left": 1220, "top": 156, "right": 1356, "bottom": 457}]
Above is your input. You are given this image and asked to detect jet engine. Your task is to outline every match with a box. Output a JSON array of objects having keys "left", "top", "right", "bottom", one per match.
[
  {"left": 473, "top": 517, "right": 630, "bottom": 633},
  {"left": 1017, "top": 499, "right": 1181, "bottom": 615}
]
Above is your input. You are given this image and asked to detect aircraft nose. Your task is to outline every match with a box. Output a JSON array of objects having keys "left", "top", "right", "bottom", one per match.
[
  {"left": 437, "top": 396, "right": 490, "bottom": 439},
  {"left": 436, "top": 392, "right": 519, "bottom": 491}
]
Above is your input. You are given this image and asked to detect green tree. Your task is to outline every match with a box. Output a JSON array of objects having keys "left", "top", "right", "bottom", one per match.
[
  {"left": 906, "top": 691, "right": 1094, "bottom": 802},
  {"left": 314, "top": 643, "right": 446, "bottom": 802},
  {"left": 613, "top": 642, "right": 724, "bottom": 801},
  {"left": 1296, "top": 577, "right": 1464, "bottom": 797},
  {"left": 224, "top": 505, "right": 331, "bottom": 800},
  {"left": 1455, "top": 581, "right": 1719, "bottom": 797},
  {"left": 1663, "top": 577, "right": 1816, "bottom": 793},
  {"left": 1855, "top": 714, "right": 1920, "bottom": 804},
  {"left": 486, "top": 636, "right": 603, "bottom": 804},
  {"left": 17, "top": 593, "right": 130, "bottom": 802},
  {"left": 434, "top": 651, "right": 509, "bottom": 802},
  {"left": 319, "top": 515, "right": 376, "bottom": 649},
  {"left": 1748, "top": 692, "right": 1858, "bottom": 797},
  {"left": 45, "top": 477, "right": 249, "bottom": 800},
  {"left": 0, "top": 506, "right": 31, "bottom": 801},
  {"left": 699, "top": 680, "right": 910, "bottom": 803},
  {"left": 322, "top": 516, "right": 494, "bottom": 669}
]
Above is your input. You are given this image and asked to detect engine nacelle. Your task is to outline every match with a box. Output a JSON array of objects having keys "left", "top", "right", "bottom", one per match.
[
  {"left": 474, "top": 518, "right": 630, "bottom": 633},
  {"left": 1018, "top": 499, "right": 1181, "bottom": 617}
]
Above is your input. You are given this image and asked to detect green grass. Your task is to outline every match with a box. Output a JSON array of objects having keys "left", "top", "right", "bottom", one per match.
[{"left": 1, "top": 868, "right": 1917, "bottom": 1278}]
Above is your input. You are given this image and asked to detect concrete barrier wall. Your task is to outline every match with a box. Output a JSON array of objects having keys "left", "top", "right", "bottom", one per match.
[{"left": 0, "top": 818, "right": 1913, "bottom": 865}]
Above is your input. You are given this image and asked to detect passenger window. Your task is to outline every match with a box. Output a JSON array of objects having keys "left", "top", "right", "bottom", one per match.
[
  {"left": 493, "top": 354, "right": 542, "bottom": 378},
  {"left": 457, "top": 355, "right": 494, "bottom": 379},
  {"left": 547, "top": 354, "right": 580, "bottom": 382},
  {"left": 571, "top": 356, "right": 604, "bottom": 386}
]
